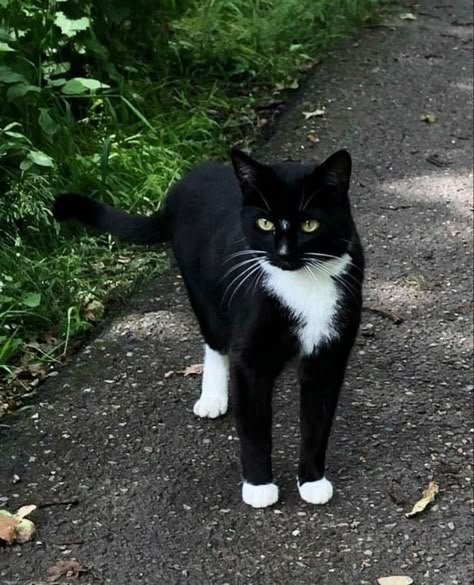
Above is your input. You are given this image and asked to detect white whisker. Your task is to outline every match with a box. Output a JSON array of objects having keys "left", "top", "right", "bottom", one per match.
[
  {"left": 220, "top": 256, "right": 265, "bottom": 281},
  {"left": 304, "top": 252, "right": 364, "bottom": 276},
  {"left": 306, "top": 260, "right": 359, "bottom": 302},
  {"left": 224, "top": 249, "right": 267, "bottom": 263},
  {"left": 227, "top": 263, "right": 263, "bottom": 307}
]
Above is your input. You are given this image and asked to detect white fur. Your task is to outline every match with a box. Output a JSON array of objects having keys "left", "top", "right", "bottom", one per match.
[
  {"left": 298, "top": 477, "right": 334, "bottom": 504},
  {"left": 261, "top": 254, "right": 351, "bottom": 355},
  {"left": 242, "top": 482, "right": 279, "bottom": 508},
  {"left": 193, "top": 345, "right": 229, "bottom": 418}
]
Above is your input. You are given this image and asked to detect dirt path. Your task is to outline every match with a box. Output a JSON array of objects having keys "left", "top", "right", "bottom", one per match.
[{"left": 1, "top": 2, "right": 473, "bottom": 584}]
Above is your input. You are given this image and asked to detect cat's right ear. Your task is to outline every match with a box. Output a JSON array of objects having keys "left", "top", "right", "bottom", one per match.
[{"left": 230, "top": 149, "right": 262, "bottom": 194}]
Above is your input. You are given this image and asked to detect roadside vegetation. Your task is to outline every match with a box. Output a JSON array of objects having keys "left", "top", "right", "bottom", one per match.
[{"left": 0, "top": 0, "right": 383, "bottom": 415}]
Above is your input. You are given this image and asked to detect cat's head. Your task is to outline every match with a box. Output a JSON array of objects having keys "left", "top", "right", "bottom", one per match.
[{"left": 231, "top": 149, "right": 355, "bottom": 271}]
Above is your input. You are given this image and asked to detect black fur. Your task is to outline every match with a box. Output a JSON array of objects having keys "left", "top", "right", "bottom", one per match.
[
  {"left": 53, "top": 193, "right": 168, "bottom": 244},
  {"left": 53, "top": 149, "right": 364, "bottom": 496}
]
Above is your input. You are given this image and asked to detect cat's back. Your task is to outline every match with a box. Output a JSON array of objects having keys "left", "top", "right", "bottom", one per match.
[{"left": 165, "top": 161, "right": 241, "bottom": 224}]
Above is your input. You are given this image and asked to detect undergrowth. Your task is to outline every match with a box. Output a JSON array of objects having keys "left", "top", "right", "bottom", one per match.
[{"left": 0, "top": 0, "right": 383, "bottom": 414}]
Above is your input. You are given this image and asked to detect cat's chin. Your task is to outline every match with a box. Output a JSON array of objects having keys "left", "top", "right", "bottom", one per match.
[{"left": 270, "top": 260, "right": 303, "bottom": 271}]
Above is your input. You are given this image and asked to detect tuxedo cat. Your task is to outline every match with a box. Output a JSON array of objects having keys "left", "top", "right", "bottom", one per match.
[{"left": 53, "top": 148, "right": 364, "bottom": 508}]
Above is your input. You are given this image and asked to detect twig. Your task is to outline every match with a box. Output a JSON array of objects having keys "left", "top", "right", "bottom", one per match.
[
  {"left": 379, "top": 205, "right": 413, "bottom": 211},
  {"left": 363, "top": 305, "right": 404, "bottom": 324},
  {"left": 51, "top": 539, "right": 85, "bottom": 547},
  {"left": 39, "top": 497, "right": 79, "bottom": 509}
]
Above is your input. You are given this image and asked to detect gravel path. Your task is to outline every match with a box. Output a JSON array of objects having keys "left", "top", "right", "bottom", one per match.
[{"left": 1, "top": 1, "right": 473, "bottom": 583}]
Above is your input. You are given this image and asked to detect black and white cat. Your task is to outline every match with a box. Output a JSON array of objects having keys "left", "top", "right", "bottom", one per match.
[{"left": 53, "top": 148, "right": 364, "bottom": 508}]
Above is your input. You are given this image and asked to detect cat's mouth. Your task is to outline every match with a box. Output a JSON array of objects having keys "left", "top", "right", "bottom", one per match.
[{"left": 271, "top": 258, "right": 304, "bottom": 271}]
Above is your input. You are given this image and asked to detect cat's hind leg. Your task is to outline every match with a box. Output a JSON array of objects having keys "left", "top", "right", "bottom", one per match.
[{"left": 193, "top": 344, "right": 229, "bottom": 419}]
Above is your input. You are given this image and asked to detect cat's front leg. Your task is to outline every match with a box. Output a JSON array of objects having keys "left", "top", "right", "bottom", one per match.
[
  {"left": 298, "top": 345, "right": 351, "bottom": 505},
  {"left": 231, "top": 352, "right": 282, "bottom": 508}
]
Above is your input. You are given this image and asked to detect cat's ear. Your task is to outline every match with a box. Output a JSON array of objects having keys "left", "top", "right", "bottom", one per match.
[
  {"left": 230, "top": 149, "right": 263, "bottom": 192},
  {"left": 316, "top": 149, "right": 352, "bottom": 189}
]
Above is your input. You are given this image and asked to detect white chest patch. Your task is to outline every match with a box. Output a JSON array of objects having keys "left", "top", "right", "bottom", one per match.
[{"left": 261, "top": 254, "right": 351, "bottom": 355}]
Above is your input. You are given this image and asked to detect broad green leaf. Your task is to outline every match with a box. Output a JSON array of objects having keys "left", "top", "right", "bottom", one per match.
[
  {"left": 61, "top": 77, "right": 109, "bottom": 95},
  {"left": 21, "top": 292, "right": 41, "bottom": 308},
  {"left": 38, "top": 109, "right": 59, "bottom": 137},
  {"left": 47, "top": 77, "right": 67, "bottom": 87},
  {"left": 0, "top": 42, "right": 14, "bottom": 52},
  {"left": 6, "top": 83, "right": 41, "bottom": 101},
  {"left": 61, "top": 78, "right": 88, "bottom": 95},
  {"left": 0, "top": 66, "right": 26, "bottom": 84},
  {"left": 75, "top": 78, "right": 109, "bottom": 91},
  {"left": 28, "top": 150, "right": 55, "bottom": 167},
  {"left": 19, "top": 159, "right": 33, "bottom": 171},
  {"left": 54, "top": 12, "right": 90, "bottom": 38}
]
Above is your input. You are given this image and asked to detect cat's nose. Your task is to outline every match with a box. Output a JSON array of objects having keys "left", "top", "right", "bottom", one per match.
[{"left": 276, "top": 242, "right": 291, "bottom": 259}]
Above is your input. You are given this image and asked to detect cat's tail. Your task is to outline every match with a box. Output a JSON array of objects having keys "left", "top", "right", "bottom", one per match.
[{"left": 53, "top": 193, "right": 169, "bottom": 244}]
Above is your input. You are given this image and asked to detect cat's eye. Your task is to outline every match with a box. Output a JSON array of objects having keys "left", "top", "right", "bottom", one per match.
[
  {"left": 300, "top": 219, "right": 319, "bottom": 233},
  {"left": 256, "top": 218, "right": 275, "bottom": 232}
]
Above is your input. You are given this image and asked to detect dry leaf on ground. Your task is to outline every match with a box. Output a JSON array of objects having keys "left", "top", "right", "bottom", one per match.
[
  {"left": 420, "top": 112, "right": 437, "bottom": 123},
  {"left": 302, "top": 108, "right": 325, "bottom": 120},
  {"left": 399, "top": 12, "right": 417, "bottom": 20},
  {"left": 181, "top": 363, "right": 204, "bottom": 376},
  {"left": 307, "top": 131, "right": 319, "bottom": 144},
  {"left": 406, "top": 480, "right": 439, "bottom": 518},
  {"left": 47, "top": 559, "right": 90, "bottom": 582},
  {"left": 0, "top": 511, "right": 18, "bottom": 544},
  {"left": 0, "top": 505, "right": 37, "bottom": 544},
  {"left": 16, "top": 504, "right": 37, "bottom": 518},
  {"left": 378, "top": 577, "right": 414, "bottom": 585},
  {"left": 82, "top": 299, "right": 104, "bottom": 322}
]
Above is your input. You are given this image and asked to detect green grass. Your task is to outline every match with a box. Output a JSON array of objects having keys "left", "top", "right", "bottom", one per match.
[{"left": 0, "top": 0, "right": 385, "bottom": 414}]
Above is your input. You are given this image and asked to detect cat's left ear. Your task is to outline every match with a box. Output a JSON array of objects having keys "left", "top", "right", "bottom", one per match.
[
  {"left": 230, "top": 149, "right": 264, "bottom": 193},
  {"left": 316, "top": 149, "right": 352, "bottom": 189}
]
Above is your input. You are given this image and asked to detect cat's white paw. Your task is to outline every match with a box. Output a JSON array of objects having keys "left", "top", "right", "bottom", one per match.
[
  {"left": 298, "top": 477, "right": 333, "bottom": 505},
  {"left": 242, "top": 482, "right": 279, "bottom": 508},
  {"left": 193, "top": 394, "right": 228, "bottom": 418}
]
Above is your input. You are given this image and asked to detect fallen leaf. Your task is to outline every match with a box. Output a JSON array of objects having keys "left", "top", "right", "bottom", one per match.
[
  {"left": 420, "top": 112, "right": 437, "bottom": 123},
  {"left": 405, "top": 272, "right": 435, "bottom": 291},
  {"left": 0, "top": 511, "right": 18, "bottom": 544},
  {"left": 0, "top": 506, "right": 37, "bottom": 545},
  {"left": 363, "top": 305, "right": 403, "bottom": 324},
  {"left": 406, "top": 480, "right": 439, "bottom": 518},
  {"left": 426, "top": 153, "right": 452, "bottom": 167},
  {"left": 399, "top": 12, "right": 417, "bottom": 20},
  {"left": 378, "top": 578, "right": 414, "bottom": 585},
  {"left": 15, "top": 518, "right": 36, "bottom": 543},
  {"left": 181, "top": 363, "right": 204, "bottom": 376},
  {"left": 47, "top": 559, "right": 90, "bottom": 582},
  {"left": 302, "top": 108, "right": 325, "bottom": 120},
  {"left": 164, "top": 370, "right": 175, "bottom": 378},
  {"left": 297, "top": 59, "right": 319, "bottom": 72},
  {"left": 306, "top": 130, "right": 319, "bottom": 144},
  {"left": 16, "top": 504, "right": 37, "bottom": 519},
  {"left": 82, "top": 299, "right": 104, "bottom": 322}
]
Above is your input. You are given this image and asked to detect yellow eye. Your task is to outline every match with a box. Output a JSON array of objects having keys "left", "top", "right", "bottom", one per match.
[
  {"left": 301, "top": 219, "right": 319, "bottom": 233},
  {"left": 256, "top": 218, "right": 275, "bottom": 232}
]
